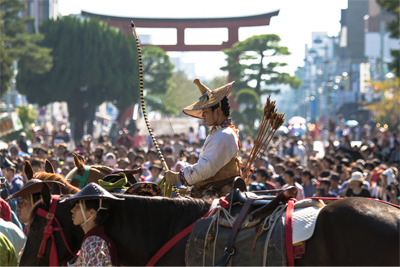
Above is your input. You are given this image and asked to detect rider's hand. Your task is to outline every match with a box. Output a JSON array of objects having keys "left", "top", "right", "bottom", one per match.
[{"left": 164, "top": 170, "right": 180, "bottom": 184}]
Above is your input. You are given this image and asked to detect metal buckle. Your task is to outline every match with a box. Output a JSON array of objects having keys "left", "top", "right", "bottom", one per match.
[
  {"left": 224, "top": 247, "right": 235, "bottom": 256},
  {"left": 46, "top": 213, "right": 54, "bottom": 220}
]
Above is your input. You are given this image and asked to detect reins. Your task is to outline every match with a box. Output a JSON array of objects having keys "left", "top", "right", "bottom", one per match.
[
  {"left": 146, "top": 208, "right": 216, "bottom": 267},
  {"left": 36, "top": 195, "right": 77, "bottom": 266}
]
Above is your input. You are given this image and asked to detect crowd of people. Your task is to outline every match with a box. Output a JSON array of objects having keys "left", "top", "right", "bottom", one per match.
[
  {"left": 0, "top": 119, "right": 399, "bottom": 264},
  {"left": 0, "top": 76, "right": 399, "bottom": 265}
]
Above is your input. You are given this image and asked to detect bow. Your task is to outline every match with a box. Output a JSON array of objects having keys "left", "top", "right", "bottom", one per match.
[{"left": 130, "top": 22, "right": 179, "bottom": 197}]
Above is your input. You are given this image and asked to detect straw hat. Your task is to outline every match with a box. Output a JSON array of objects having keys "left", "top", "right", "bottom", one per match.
[
  {"left": 182, "top": 78, "right": 234, "bottom": 119},
  {"left": 348, "top": 171, "right": 364, "bottom": 184},
  {"left": 6, "top": 179, "right": 64, "bottom": 200}
]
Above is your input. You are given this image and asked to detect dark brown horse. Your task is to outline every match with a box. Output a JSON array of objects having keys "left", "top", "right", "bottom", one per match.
[{"left": 20, "top": 189, "right": 400, "bottom": 266}]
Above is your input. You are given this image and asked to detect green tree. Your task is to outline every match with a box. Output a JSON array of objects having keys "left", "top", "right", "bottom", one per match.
[
  {"left": 16, "top": 105, "right": 37, "bottom": 127},
  {"left": 2, "top": 105, "right": 37, "bottom": 142},
  {"left": 0, "top": 0, "right": 52, "bottom": 96},
  {"left": 221, "top": 34, "right": 301, "bottom": 131},
  {"left": 377, "top": 0, "right": 400, "bottom": 77},
  {"left": 16, "top": 16, "right": 139, "bottom": 143},
  {"left": 149, "top": 71, "right": 198, "bottom": 116},
  {"left": 366, "top": 78, "right": 400, "bottom": 130}
]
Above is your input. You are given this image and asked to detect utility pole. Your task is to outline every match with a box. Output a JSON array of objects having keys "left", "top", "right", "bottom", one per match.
[{"left": 380, "top": 20, "right": 385, "bottom": 81}]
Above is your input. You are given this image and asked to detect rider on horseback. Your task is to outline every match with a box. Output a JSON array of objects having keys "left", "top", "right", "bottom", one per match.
[{"left": 165, "top": 79, "right": 241, "bottom": 198}]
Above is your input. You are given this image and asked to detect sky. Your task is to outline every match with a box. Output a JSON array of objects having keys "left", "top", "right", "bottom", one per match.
[{"left": 58, "top": 0, "right": 348, "bottom": 80}]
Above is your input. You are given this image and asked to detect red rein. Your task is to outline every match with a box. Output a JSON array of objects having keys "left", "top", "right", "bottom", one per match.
[{"left": 36, "top": 195, "right": 76, "bottom": 266}]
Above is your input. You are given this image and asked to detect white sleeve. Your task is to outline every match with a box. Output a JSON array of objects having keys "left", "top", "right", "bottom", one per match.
[{"left": 183, "top": 128, "right": 239, "bottom": 185}]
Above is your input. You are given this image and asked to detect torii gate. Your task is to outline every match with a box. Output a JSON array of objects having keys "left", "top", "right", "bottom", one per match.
[
  {"left": 81, "top": 10, "right": 280, "bottom": 128},
  {"left": 81, "top": 10, "right": 279, "bottom": 51}
]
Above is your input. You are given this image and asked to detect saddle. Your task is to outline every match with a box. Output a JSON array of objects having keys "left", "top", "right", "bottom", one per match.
[{"left": 215, "top": 186, "right": 298, "bottom": 266}]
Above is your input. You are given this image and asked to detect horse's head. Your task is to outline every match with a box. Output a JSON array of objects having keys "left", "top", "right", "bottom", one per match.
[
  {"left": 19, "top": 183, "right": 84, "bottom": 266},
  {"left": 64, "top": 153, "right": 112, "bottom": 189},
  {"left": 29, "top": 164, "right": 80, "bottom": 195}
]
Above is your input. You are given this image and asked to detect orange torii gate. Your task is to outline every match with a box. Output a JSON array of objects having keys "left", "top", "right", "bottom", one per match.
[
  {"left": 81, "top": 10, "right": 280, "bottom": 127},
  {"left": 81, "top": 10, "right": 280, "bottom": 51}
]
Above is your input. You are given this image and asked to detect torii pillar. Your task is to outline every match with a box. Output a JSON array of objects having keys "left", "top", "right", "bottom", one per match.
[{"left": 82, "top": 10, "right": 280, "bottom": 120}]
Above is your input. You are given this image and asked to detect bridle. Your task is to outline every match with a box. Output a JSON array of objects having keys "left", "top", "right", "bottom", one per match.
[
  {"left": 35, "top": 195, "right": 77, "bottom": 266},
  {"left": 73, "top": 166, "right": 91, "bottom": 189}
]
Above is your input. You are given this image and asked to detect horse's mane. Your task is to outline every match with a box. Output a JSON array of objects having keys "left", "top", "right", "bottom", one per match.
[
  {"left": 90, "top": 165, "right": 113, "bottom": 174},
  {"left": 34, "top": 172, "right": 80, "bottom": 194},
  {"left": 109, "top": 194, "right": 211, "bottom": 231}
]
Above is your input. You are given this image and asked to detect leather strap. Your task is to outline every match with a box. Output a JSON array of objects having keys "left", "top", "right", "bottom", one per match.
[
  {"left": 215, "top": 196, "right": 254, "bottom": 266},
  {"left": 146, "top": 208, "right": 215, "bottom": 267},
  {"left": 285, "top": 199, "right": 295, "bottom": 267}
]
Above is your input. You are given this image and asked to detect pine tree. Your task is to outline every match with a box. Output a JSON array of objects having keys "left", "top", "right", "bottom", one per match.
[{"left": 0, "top": 0, "right": 52, "bottom": 96}]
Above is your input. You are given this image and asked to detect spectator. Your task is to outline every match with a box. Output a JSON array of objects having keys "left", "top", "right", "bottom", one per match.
[
  {"left": 116, "top": 129, "right": 133, "bottom": 150},
  {"left": 188, "top": 142, "right": 201, "bottom": 157},
  {"left": 30, "top": 159, "right": 44, "bottom": 173},
  {"left": 172, "top": 134, "right": 185, "bottom": 160},
  {"left": 187, "top": 152, "right": 199, "bottom": 165},
  {"left": 282, "top": 169, "right": 305, "bottom": 200},
  {"left": 145, "top": 160, "right": 163, "bottom": 183},
  {"left": 165, "top": 155, "right": 175, "bottom": 170},
  {"left": 133, "top": 129, "right": 145, "bottom": 149},
  {"left": 197, "top": 121, "right": 206, "bottom": 146},
  {"left": 1, "top": 159, "right": 23, "bottom": 205},
  {"left": 294, "top": 140, "right": 306, "bottom": 166},
  {"left": 385, "top": 181, "right": 400, "bottom": 205},
  {"left": 131, "top": 164, "right": 146, "bottom": 182},
  {"left": 243, "top": 136, "right": 254, "bottom": 152},
  {"left": 249, "top": 168, "right": 268, "bottom": 191},
  {"left": 301, "top": 169, "right": 317, "bottom": 198},
  {"left": 116, "top": 158, "right": 129, "bottom": 170},
  {"left": 329, "top": 173, "right": 341, "bottom": 195},
  {"left": 388, "top": 141, "right": 400, "bottom": 167},
  {"left": 188, "top": 127, "right": 196, "bottom": 145},
  {"left": 343, "top": 172, "right": 371, "bottom": 198},
  {"left": 17, "top": 132, "right": 28, "bottom": 154},
  {"left": 315, "top": 178, "right": 338, "bottom": 197}
]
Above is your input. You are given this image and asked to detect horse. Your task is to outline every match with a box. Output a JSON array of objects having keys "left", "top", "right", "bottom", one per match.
[
  {"left": 63, "top": 153, "right": 138, "bottom": 189},
  {"left": 20, "top": 185, "right": 400, "bottom": 266},
  {"left": 24, "top": 160, "right": 80, "bottom": 195},
  {"left": 63, "top": 154, "right": 113, "bottom": 189}
]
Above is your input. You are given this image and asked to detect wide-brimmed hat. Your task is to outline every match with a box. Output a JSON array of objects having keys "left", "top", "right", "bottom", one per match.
[
  {"left": 6, "top": 179, "right": 64, "bottom": 200},
  {"left": 348, "top": 171, "right": 364, "bottom": 184},
  {"left": 61, "top": 183, "right": 124, "bottom": 202},
  {"left": 382, "top": 168, "right": 396, "bottom": 185},
  {"left": 188, "top": 152, "right": 199, "bottom": 159},
  {"left": 150, "top": 160, "right": 163, "bottom": 171},
  {"left": 182, "top": 78, "right": 234, "bottom": 119}
]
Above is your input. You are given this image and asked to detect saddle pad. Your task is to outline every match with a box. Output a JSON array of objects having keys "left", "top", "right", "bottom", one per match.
[{"left": 282, "top": 201, "right": 324, "bottom": 244}]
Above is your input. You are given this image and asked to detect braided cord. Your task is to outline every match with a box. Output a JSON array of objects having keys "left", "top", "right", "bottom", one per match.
[{"left": 130, "top": 22, "right": 179, "bottom": 197}]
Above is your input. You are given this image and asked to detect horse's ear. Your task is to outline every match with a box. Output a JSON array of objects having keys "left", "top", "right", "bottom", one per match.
[
  {"left": 73, "top": 153, "right": 85, "bottom": 174},
  {"left": 45, "top": 160, "right": 55, "bottom": 173},
  {"left": 41, "top": 183, "right": 51, "bottom": 210},
  {"left": 76, "top": 154, "right": 85, "bottom": 164},
  {"left": 24, "top": 160, "right": 34, "bottom": 180},
  {"left": 51, "top": 183, "right": 61, "bottom": 195}
]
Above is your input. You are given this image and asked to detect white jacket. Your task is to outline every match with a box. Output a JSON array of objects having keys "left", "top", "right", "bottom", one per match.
[{"left": 183, "top": 125, "right": 239, "bottom": 185}]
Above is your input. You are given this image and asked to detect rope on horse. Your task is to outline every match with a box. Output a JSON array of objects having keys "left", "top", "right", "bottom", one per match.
[{"left": 130, "top": 22, "right": 179, "bottom": 197}]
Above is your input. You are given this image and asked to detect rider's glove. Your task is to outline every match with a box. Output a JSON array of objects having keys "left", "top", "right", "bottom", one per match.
[{"left": 164, "top": 170, "right": 180, "bottom": 184}]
